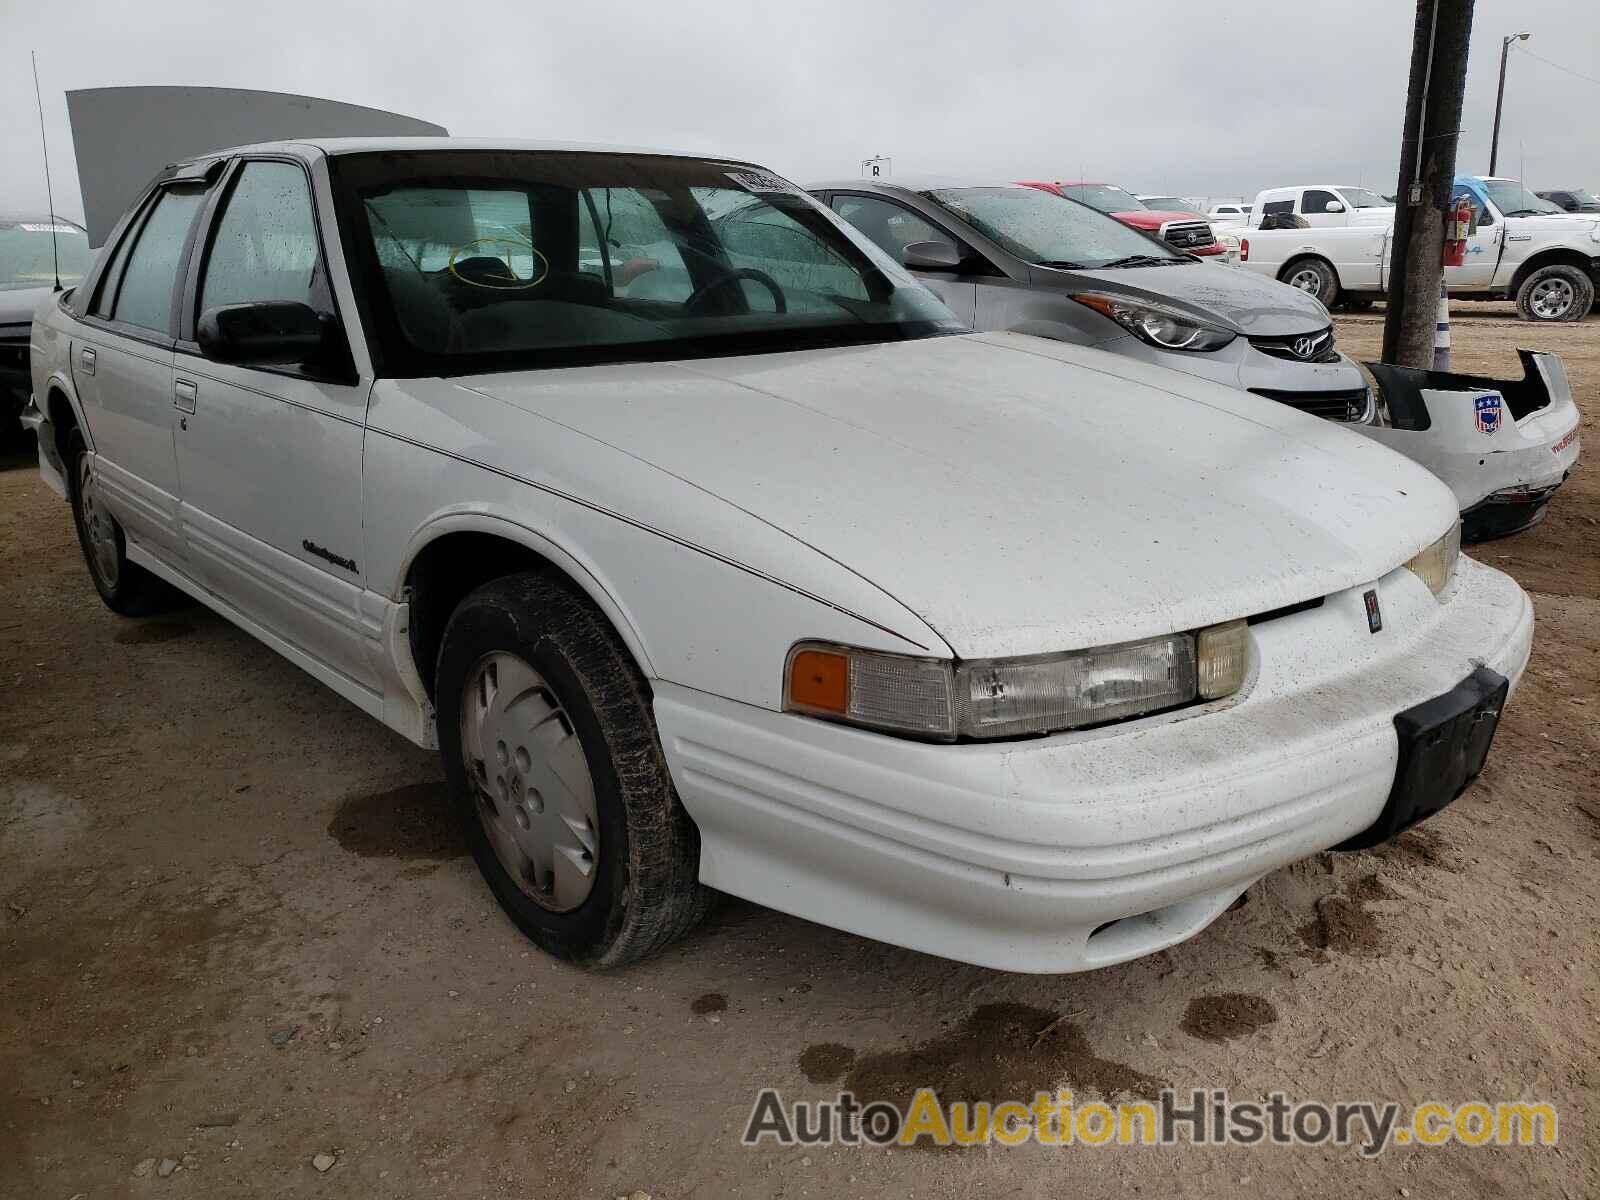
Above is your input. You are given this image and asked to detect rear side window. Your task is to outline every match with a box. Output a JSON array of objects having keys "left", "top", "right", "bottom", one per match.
[
  {"left": 201, "top": 162, "right": 327, "bottom": 313},
  {"left": 109, "top": 187, "right": 206, "bottom": 333},
  {"left": 1260, "top": 199, "right": 1294, "bottom": 216}
]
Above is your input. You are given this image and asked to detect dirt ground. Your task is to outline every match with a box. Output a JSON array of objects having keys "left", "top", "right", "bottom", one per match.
[{"left": 3, "top": 305, "right": 1597, "bottom": 1199}]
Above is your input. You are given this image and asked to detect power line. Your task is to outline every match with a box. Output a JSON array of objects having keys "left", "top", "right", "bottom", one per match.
[{"left": 1513, "top": 44, "right": 1600, "bottom": 89}]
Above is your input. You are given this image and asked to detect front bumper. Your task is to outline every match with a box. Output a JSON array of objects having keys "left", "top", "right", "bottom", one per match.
[
  {"left": 1106, "top": 334, "right": 1373, "bottom": 422},
  {"left": 1359, "top": 350, "right": 1582, "bottom": 529},
  {"left": 655, "top": 557, "right": 1532, "bottom": 972}
]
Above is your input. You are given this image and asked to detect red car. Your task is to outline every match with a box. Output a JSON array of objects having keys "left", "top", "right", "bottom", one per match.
[{"left": 1021, "top": 181, "right": 1224, "bottom": 257}]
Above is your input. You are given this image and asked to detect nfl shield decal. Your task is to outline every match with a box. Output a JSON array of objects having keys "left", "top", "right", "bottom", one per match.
[{"left": 1474, "top": 393, "right": 1504, "bottom": 435}]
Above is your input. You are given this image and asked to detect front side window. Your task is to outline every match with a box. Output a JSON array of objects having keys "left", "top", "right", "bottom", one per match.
[
  {"left": 108, "top": 187, "right": 206, "bottom": 333},
  {"left": 926, "top": 187, "right": 1179, "bottom": 270},
  {"left": 1303, "top": 189, "right": 1341, "bottom": 213},
  {"left": 0, "top": 220, "right": 93, "bottom": 292},
  {"left": 332, "top": 151, "right": 957, "bottom": 374},
  {"left": 1451, "top": 185, "right": 1495, "bottom": 227},
  {"left": 830, "top": 195, "right": 944, "bottom": 261},
  {"left": 201, "top": 161, "right": 327, "bottom": 314}
]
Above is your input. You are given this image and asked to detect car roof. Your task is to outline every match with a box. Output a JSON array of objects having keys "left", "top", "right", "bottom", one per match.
[
  {"left": 806, "top": 175, "right": 1029, "bottom": 194},
  {"left": 163, "top": 136, "right": 748, "bottom": 170}
]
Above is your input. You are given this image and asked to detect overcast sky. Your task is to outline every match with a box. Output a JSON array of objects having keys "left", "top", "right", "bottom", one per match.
[{"left": 3, "top": 0, "right": 1596, "bottom": 224}]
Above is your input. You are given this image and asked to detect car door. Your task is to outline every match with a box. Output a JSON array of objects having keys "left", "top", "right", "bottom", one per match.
[
  {"left": 172, "top": 156, "right": 378, "bottom": 694},
  {"left": 1299, "top": 188, "right": 1345, "bottom": 227},
  {"left": 70, "top": 183, "right": 211, "bottom": 565},
  {"left": 1445, "top": 183, "right": 1502, "bottom": 289},
  {"left": 828, "top": 193, "right": 978, "bottom": 325}
]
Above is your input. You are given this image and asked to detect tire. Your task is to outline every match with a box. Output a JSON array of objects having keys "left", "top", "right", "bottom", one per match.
[
  {"left": 1281, "top": 257, "right": 1340, "bottom": 308},
  {"left": 436, "top": 571, "right": 711, "bottom": 967},
  {"left": 65, "top": 428, "right": 182, "bottom": 616},
  {"left": 1515, "top": 264, "right": 1594, "bottom": 322}
]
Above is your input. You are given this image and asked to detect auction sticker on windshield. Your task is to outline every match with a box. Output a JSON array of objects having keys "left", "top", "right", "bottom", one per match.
[{"left": 725, "top": 170, "right": 803, "bottom": 195}]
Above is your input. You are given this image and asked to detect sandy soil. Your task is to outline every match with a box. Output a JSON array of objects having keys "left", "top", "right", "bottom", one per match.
[{"left": 2, "top": 310, "right": 1597, "bottom": 1198}]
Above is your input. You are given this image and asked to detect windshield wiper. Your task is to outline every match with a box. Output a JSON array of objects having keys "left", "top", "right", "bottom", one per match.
[
  {"left": 1038, "top": 259, "right": 1088, "bottom": 269},
  {"left": 1096, "top": 254, "right": 1177, "bottom": 269},
  {"left": 1501, "top": 208, "right": 1547, "bottom": 217}
]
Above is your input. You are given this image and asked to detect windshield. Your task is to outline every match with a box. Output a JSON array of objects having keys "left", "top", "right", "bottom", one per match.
[
  {"left": 1140, "top": 196, "right": 1186, "bottom": 211},
  {"left": 0, "top": 220, "right": 93, "bottom": 292},
  {"left": 1054, "top": 184, "right": 1142, "bottom": 214},
  {"left": 330, "top": 151, "right": 960, "bottom": 375},
  {"left": 1482, "top": 180, "right": 1563, "bottom": 216},
  {"left": 926, "top": 187, "right": 1180, "bottom": 269},
  {"left": 1338, "top": 187, "right": 1389, "bottom": 209}
]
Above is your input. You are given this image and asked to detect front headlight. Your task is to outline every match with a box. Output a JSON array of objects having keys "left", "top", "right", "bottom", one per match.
[
  {"left": 1070, "top": 293, "right": 1238, "bottom": 352},
  {"left": 785, "top": 620, "right": 1249, "bottom": 741},
  {"left": 1404, "top": 521, "right": 1462, "bottom": 598}
]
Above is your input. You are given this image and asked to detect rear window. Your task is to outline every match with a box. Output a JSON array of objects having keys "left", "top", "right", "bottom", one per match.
[{"left": 108, "top": 188, "right": 206, "bottom": 333}]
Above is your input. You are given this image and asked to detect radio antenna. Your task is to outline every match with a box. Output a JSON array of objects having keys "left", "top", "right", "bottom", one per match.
[{"left": 31, "top": 51, "right": 62, "bottom": 293}]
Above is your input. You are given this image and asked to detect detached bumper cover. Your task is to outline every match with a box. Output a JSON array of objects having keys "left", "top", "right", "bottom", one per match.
[
  {"left": 655, "top": 557, "right": 1532, "bottom": 973},
  {"left": 1359, "top": 350, "right": 1581, "bottom": 532}
]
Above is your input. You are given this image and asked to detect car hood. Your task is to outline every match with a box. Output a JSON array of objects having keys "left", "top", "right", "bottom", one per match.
[
  {"left": 1503, "top": 213, "right": 1600, "bottom": 236},
  {"left": 0, "top": 285, "right": 54, "bottom": 328},
  {"left": 1113, "top": 208, "right": 1200, "bottom": 228},
  {"left": 459, "top": 332, "right": 1456, "bottom": 658},
  {"left": 1053, "top": 260, "right": 1332, "bottom": 335}
]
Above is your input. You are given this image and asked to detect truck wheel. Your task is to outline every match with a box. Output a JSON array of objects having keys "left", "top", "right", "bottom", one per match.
[
  {"left": 436, "top": 571, "right": 712, "bottom": 968},
  {"left": 1283, "top": 257, "right": 1339, "bottom": 307},
  {"left": 1515, "top": 264, "right": 1593, "bottom": 322},
  {"left": 65, "top": 428, "right": 183, "bottom": 616}
]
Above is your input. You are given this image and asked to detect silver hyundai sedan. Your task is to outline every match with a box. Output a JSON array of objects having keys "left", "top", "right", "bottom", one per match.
[{"left": 806, "top": 177, "right": 1374, "bottom": 424}]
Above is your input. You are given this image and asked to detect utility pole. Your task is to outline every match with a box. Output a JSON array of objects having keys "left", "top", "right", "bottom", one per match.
[
  {"left": 1382, "top": 0, "right": 1476, "bottom": 368},
  {"left": 1488, "top": 31, "right": 1530, "bottom": 176}
]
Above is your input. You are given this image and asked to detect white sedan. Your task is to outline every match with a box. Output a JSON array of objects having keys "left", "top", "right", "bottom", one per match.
[{"left": 24, "top": 139, "right": 1532, "bottom": 972}]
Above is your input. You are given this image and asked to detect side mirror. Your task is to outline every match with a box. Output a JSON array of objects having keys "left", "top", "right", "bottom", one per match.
[
  {"left": 1323, "top": 200, "right": 1346, "bottom": 214},
  {"left": 901, "top": 240, "right": 964, "bottom": 272},
  {"left": 197, "top": 301, "right": 328, "bottom": 365}
]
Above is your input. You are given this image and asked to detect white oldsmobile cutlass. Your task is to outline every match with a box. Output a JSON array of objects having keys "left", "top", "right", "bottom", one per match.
[{"left": 24, "top": 140, "right": 1533, "bottom": 972}]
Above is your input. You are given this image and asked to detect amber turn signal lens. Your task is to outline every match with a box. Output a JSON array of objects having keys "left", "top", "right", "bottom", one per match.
[{"left": 788, "top": 648, "right": 849, "bottom": 714}]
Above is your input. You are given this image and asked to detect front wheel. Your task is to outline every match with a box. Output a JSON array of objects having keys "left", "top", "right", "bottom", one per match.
[
  {"left": 436, "top": 571, "right": 711, "bottom": 967},
  {"left": 1282, "top": 257, "right": 1340, "bottom": 308},
  {"left": 1515, "top": 264, "right": 1594, "bottom": 322}
]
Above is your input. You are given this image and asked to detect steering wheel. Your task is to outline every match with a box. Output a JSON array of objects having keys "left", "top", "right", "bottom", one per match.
[{"left": 684, "top": 267, "right": 787, "bottom": 314}]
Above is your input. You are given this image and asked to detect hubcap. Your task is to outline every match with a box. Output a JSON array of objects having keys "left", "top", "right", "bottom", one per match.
[
  {"left": 1529, "top": 277, "right": 1575, "bottom": 319},
  {"left": 77, "top": 456, "right": 120, "bottom": 588},
  {"left": 460, "top": 652, "right": 599, "bottom": 911},
  {"left": 1289, "top": 268, "right": 1324, "bottom": 297}
]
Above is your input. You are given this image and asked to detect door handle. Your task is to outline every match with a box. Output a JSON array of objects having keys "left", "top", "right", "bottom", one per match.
[
  {"left": 79, "top": 347, "right": 96, "bottom": 376},
  {"left": 174, "top": 378, "right": 197, "bottom": 414}
]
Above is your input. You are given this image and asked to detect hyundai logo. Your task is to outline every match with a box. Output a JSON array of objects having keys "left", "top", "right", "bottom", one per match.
[{"left": 1292, "top": 335, "right": 1322, "bottom": 360}]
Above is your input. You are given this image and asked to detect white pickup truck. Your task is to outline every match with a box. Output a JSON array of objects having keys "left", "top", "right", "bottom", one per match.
[
  {"left": 1249, "top": 184, "right": 1395, "bottom": 229},
  {"left": 1236, "top": 176, "right": 1600, "bottom": 322}
]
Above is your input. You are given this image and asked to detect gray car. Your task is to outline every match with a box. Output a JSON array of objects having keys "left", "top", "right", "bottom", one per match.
[
  {"left": 807, "top": 178, "right": 1373, "bottom": 423},
  {"left": 2, "top": 215, "right": 95, "bottom": 438}
]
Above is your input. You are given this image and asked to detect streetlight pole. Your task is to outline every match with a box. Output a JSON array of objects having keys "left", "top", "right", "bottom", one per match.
[{"left": 1489, "top": 31, "right": 1530, "bottom": 176}]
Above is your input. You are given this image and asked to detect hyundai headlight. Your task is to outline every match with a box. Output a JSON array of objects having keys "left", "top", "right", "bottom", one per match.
[
  {"left": 1070, "top": 293, "right": 1238, "bottom": 352},
  {"left": 1404, "top": 521, "right": 1461, "bottom": 598},
  {"left": 784, "top": 621, "right": 1249, "bottom": 742}
]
